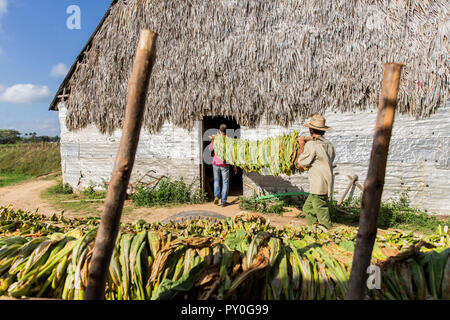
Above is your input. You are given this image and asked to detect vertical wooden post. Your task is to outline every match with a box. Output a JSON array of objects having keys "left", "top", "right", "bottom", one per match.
[
  {"left": 346, "top": 63, "right": 403, "bottom": 300},
  {"left": 85, "top": 29, "right": 157, "bottom": 300},
  {"left": 200, "top": 118, "right": 206, "bottom": 193}
]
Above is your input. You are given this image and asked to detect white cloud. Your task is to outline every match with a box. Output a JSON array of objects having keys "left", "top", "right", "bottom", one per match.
[
  {"left": 0, "top": 0, "right": 7, "bottom": 16},
  {"left": 50, "top": 63, "right": 69, "bottom": 78},
  {"left": 0, "top": 0, "right": 7, "bottom": 30},
  {"left": 0, "top": 84, "right": 51, "bottom": 104}
]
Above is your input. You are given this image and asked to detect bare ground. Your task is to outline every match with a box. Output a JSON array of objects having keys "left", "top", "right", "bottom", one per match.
[
  {"left": 0, "top": 177, "right": 306, "bottom": 228},
  {"left": 0, "top": 178, "right": 57, "bottom": 214}
]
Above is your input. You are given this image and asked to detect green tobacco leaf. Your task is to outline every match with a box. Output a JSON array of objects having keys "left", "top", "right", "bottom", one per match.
[
  {"left": 224, "top": 229, "right": 249, "bottom": 253},
  {"left": 151, "top": 262, "right": 206, "bottom": 300},
  {"left": 338, "top": 240, "right": 355, "bottom": 253}
]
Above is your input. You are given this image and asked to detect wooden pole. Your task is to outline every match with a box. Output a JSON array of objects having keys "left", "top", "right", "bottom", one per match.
[
  {"left": 85, "top": 29, "right": 157, "bottom": 300},
  {"left": 346, "top": 63, "right": 403, "bottom": 300}
]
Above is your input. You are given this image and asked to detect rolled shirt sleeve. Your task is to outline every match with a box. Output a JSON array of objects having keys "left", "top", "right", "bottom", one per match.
[{"left": 297, "top": 142, "right": 316, "bottom": 168}]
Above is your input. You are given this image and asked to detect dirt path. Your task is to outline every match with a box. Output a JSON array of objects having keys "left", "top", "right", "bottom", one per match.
[
  {"left": 126, "top": 197, "right": 306, "bottom": 228},
  {"left": 0, "top": 178, "right": 307, "bottom": 228},
  {"left": 0, "top": 178, "right": 58, "bottom": 214}
]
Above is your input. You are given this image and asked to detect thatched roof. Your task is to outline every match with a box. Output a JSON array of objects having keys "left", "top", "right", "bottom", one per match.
[{"left": 50, "top": 0, "right": 449, "bottom": 134}]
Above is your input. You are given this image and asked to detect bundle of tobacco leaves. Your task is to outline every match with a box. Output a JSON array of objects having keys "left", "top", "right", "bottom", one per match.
[
  {"left": 1, "top": 207, "right": 449, "bottom": 300},
  {"left": 213, "top": 132, "right": 305, "bottom": 176}
]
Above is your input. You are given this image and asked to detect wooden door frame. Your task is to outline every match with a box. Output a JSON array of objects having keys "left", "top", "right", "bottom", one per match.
[
  {"left": 200, "top": 116, "right": 244, "bottom": 197},
  {"left": 199, "top": 117, "right": 205, "bottom": 192}
]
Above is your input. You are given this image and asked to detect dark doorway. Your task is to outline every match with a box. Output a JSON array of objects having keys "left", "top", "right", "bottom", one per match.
[{"left": 202, "top": 116, "right": 243, "bottom": 200}]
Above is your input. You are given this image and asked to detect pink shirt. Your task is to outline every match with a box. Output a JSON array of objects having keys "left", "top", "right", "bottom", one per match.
[{"left": 208, "top": 139, "right": 228, "bottom": 167}]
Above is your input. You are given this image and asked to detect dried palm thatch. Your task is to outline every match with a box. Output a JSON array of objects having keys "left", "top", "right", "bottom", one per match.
[{"left": 54, "top": 0, "right": 449, "bottom": 134}]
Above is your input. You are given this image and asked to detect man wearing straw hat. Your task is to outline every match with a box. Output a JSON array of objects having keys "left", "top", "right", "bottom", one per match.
[{"left": 295, "top": 114, "right": 336, "bottom": 229}]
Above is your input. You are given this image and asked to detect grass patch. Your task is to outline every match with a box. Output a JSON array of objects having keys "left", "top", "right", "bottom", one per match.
[
  {"left": 331, "top": 189, "right": 450, "bottom": 234},
  {"left": 131, "top": 178, "right": 207, "bottom": 207},
  {"left": 40, "top": 180, "right": 142, "bottom": 217},
  {"left": 239, "top": 196, "right": 287, "bottom": 214},
  {"left": 82, "top": 183, "right": 107, "bottom": 199},
  {"left": 41, "top": 180, "right": 103, "bottom": 215},
  {"left": 0, "top": 173, "right": 33, "bottom": 187},
  {"left": 47, "top": 180, "right": 74, "bottom": 195},
  {"left": 239, "top": 193, "right": 304, "bottom": 215},
  {"left": 0, "top": 142, "right": 60, "bottom": 187},
  {"left": 0, "top": 142, "right": 60, "bottom": 176}
]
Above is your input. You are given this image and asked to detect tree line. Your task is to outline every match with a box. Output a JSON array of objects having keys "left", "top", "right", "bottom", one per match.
[{"left": 0, "top": 129, "right": 60, "bottom": 145}]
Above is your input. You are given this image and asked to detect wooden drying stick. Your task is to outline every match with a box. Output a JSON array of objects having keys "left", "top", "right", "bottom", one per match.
[
  {"left": 346, "top": 63, "right": 403, "bottom": 300},
  {"left": 85, "top": 29, "right": 158, "bottom": 300},
  {"left": 338, "top": 175, "right": 358, "bottom": 206}
]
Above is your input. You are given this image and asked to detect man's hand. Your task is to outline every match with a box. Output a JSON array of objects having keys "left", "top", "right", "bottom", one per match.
[
  {"left": 233, "top": 166, "right": 238, "bottom": 175},
  {"left": 297, "top": 136, "right": 306, "bottom": 149},
  {"left": 209, "top": 136, "right": 215, "bottom": 141},
  {"left": 294, "top": 153, "right": 304, "bottom": 170},
  {"left": 295, "top": 136, "right": 306, "bottom": 171}
]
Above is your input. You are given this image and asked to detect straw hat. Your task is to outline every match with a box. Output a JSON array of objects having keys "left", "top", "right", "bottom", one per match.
[{"left": 303, "top": 114, "right": 332, "bottom": 131}]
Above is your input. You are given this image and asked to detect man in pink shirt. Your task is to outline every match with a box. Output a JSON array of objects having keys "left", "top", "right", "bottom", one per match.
[{"left": 209, "top": 124, "right": 237, "bottom": 207}]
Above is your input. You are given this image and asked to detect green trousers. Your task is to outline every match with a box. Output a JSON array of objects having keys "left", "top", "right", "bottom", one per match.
[{"left": 303, "top": 194, "right": 332, "bottom": 228}]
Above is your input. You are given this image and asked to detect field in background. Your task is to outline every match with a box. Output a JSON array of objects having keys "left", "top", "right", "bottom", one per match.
[
  {"left": 0, "top": 143, "right": 61, "bottom": 187},
  {"left": 0, "top": 173, "right": 33, "bottom": 187}
]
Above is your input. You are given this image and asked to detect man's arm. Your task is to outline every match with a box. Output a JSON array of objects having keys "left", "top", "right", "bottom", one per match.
[
  {"left": 295, "top": 136, "right": 306, "bottom": 170},
  {"left": 295, "top": 156, "right": 304, "bottom": 170},
  {"left": 208, "top": 136, "right": 214, "bottom": 152},
  {"left": 296, "top": 140, "right": 315, "bottom": 170}
]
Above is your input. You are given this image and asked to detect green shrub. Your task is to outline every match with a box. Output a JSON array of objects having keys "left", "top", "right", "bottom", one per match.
[
  {"left": 82, "top": 183, "right": 107, "bottom": 199},
  {"left": 131, "top": 178, "right": 207, "bottom": 207},
  {"left": 332, "top": 189, "right": 450, "bottom": 233},
  {"left": 48, "top": 180, "right": 73, "bottom": 195}
]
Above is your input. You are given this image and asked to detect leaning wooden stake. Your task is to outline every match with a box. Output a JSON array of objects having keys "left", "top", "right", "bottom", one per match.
[
  {"left": 85, "top": 29, "right": 157, "bottom": 300},
  {"left": 338, "top": 175, "right": 357, "bottom": 206},
  {"left": 347, "top": 175, "right": 364, "bottom": 192},
  {"left": 346, "top": 63, "right": 403, "bottom": 300}
]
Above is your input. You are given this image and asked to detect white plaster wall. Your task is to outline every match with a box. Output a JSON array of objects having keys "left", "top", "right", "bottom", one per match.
[
  {"left": 241, "top": 103, "right": 450, "bottom": 215},
  {"left": 57, "top": 102, "right": 449, "bottom": 214},
  {"left": 58, "top": 104, "right": 201, "bottom": 190}
]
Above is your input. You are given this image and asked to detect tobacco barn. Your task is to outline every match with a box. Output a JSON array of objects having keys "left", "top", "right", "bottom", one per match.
[{"left": 49, "top": 0, "right": 449, "bottom": 214}]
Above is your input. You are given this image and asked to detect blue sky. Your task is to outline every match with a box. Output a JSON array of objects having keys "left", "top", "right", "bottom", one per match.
[{"left": 0, "top": 0, "right": 111, "bottom": 136}]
